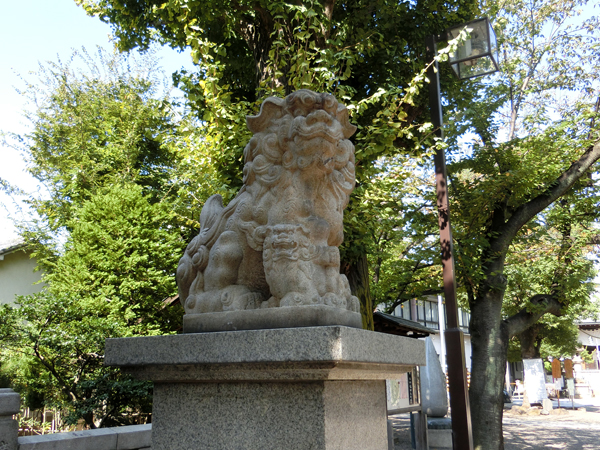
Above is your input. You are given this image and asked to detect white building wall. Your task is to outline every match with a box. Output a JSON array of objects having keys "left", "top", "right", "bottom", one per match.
[
  {"left": 0, "top": 249, "right": 45, "bottom": 304},
  {"left": 427, "top": 331, "right": 472, "bottom": 373},
  {"left": 578, "top": 328, "right": 600, "bottom": 350}
]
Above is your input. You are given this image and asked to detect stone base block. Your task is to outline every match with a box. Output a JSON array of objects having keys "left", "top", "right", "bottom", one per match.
[
  {"left": 0, "top": 417, "right": 19, "bottom": 450},
  {"left": 427, "top": 417, "right": 453, "bottom": 450},
  {"left": 106, "top": 326, "right": 425, "bottom": 450},
  {"left": 152, "top": 380, "right": 387, "bottom": 450},
  {"left": 183, "top": 305, "right": 363, "bottom": 333},
  {"left": 428, "top": 430, "right": 453, "bottom": 449},
  {"left": 0, "top": 388, "right": 20, "bottom": 450}
]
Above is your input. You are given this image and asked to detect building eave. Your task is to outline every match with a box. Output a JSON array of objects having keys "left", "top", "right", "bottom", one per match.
[
  {"left": 373, "top": 311, "right": 437, "bottom": 339},
  {"left": 0, "top": 239, "right": 27, "bottom": 259}
]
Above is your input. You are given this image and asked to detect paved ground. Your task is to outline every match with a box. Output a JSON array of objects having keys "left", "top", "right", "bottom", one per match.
[
  {"left": 390, "top": 398, "right": 600, "bottom": 450},
  {"left": 503, "top": 400, "right": 600, "bottom": 450}
]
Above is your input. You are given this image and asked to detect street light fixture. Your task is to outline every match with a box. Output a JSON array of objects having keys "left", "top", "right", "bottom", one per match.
[
  {"left": 425, "top": 17, "right": 499, "bottom": 450},
  {"left": 447, "top": 17, "right": 500, "bottom": 80}
]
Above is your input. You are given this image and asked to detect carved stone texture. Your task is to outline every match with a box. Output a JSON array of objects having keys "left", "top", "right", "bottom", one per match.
[{"left": 177, "top": 90, "right": 360, "bottom": 321}]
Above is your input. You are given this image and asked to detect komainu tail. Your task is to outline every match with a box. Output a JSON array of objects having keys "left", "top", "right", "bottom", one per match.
[{"left": 176, "top": 193, "right": 244, "bottom": 306}]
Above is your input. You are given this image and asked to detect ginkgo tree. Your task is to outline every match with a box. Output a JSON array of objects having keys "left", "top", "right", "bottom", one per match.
[
  {"left": 439, "top": 0, "right": 600, "bottom": 448},
  {"left": 76, "top": 0, "right": 481, "bottom": 329}
]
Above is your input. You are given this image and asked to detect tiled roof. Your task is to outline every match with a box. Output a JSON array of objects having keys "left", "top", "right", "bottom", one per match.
[
  {"left": 0, "top": 238, "right": 26, "bottom": 256},
  {"left": 373, "top": 311, "right": 436, "bottom": 338},
  {"left": 577, "top": 321, "right": 600, "bottom": 331}
]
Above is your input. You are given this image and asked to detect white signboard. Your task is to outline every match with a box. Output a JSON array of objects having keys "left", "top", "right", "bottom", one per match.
[
  {"left": 386, "top": 373, "right": 411, "bottom": 410},
  {"left": 523, "top": 358, "right": 548, "bottom": 403},
  {"left": 566, "top": 378, "right": 575, "bottom": 398}
]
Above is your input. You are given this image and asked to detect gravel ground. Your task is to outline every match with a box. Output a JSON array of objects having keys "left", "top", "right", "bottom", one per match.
[
  {"left": 503, "top": 404, "right": 600, "bottom": 450},
  {"left": 390, "top": 402, "right": 600, "bottom": 450},
  {"left": 389, "top": 414, "right": 413, "bottom": 450}
]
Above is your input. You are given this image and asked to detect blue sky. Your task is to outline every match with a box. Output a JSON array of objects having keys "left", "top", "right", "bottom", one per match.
[{"left": 0, "top": 0, "right": 194, "bottom": 243}]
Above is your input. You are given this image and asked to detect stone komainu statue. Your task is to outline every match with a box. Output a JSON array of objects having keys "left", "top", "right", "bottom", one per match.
[{"left": 176, "top": 90, "right": 360, "bottom": 315}]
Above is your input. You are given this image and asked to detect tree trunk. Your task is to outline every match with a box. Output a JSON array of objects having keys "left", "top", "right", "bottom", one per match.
[
  {"left": 469, "top": 287, "right": 508, "bottom": 450},
  {"left": 343, "top": 253, "right": 374, "bottom": 330},
  {"left": 519, "top": 325, "right": 541, "bottom": 359},
  {"left": 465, "top": 135, "right": 600, "bottom": 450},
  {"left": 469, "top": 284, "right": 563, "bottom": 450},
  {"left": 82, "top": 411, "right": 96, "bottom": 429}
]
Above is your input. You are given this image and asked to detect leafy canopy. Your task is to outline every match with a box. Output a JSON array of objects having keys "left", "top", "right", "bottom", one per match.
[{"left": 1, "top": 47, "right": 192, "bottom": 428}]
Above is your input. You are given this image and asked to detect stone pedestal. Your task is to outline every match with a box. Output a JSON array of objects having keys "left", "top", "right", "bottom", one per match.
[
  {"left": 106, "top": 326, "right": 425, "bottom": 450},
  {"left": 0, "top": 388, "right": 20, "bottom": 450},
  {"left": 427, "top": 417, "right": 453, "bottom": 450}
]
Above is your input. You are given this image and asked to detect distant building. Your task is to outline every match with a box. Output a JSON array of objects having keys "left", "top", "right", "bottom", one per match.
[
  {"left": 385, "top": 296, "right": 472, "bottom": 372},
  {"left": 0, "top": 239, "right": 45, "bottom": 305},
  {"left": 382, "top": 293, "right": 600, "bottom": 398},
  {"left": 578, "top": 320, "right": 600, "bottom": 366}
]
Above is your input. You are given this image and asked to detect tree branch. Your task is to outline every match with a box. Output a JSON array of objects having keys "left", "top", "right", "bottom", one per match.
[
  {"left": 494, "top": 140, "right": 600, "bottom": 255},
  {"left": 386, "top": 287, "right": 444, "bottom": 314},
  {"left": 505, "top": 294, "right": 563, "bottom": 338}
]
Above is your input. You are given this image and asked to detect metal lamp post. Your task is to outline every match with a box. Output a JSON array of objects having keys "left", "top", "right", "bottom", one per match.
[{"left": 426, "top": 17, "right": 499, "bottom": 450}]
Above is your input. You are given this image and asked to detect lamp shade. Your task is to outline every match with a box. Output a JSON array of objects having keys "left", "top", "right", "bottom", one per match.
[{"left": 447, "top": 17, "right": 499, "bottom": 79}]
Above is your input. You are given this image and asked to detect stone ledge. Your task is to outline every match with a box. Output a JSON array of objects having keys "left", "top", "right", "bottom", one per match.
[
  {"left": 115, "top": 424, "right": 152, "bottom": 449},
  {"left": 183, "top": 305, "right": 363, "bottom": 333},
  {"left": 427, "top": 417, "right": 452, "bottom": 429},
  {"left": 105, "top": 326, "right": 425, "bottom": 375},
  {"left": 0, "top": 388, "right": 21, "bottom": 416},
  {"left": 17, "top": 424, "right": 151, "bottom": 450},
  {"left": 115, "top": 361, "right": 420, "bottom": 382},
  {"left": 18, "top": 428, "right": 117, "bottom": 450}
]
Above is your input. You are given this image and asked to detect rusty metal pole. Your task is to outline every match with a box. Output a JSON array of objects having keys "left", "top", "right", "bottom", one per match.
[{"left": 426, "top": 34, "right": 474, "bottom": 450}]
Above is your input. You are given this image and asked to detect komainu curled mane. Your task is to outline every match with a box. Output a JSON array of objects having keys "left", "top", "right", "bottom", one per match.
[{"left": 177, "top": 90, "right": 360, "bottom": 314}]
